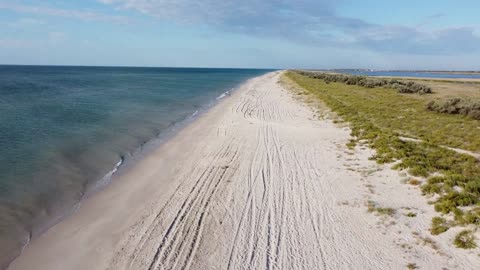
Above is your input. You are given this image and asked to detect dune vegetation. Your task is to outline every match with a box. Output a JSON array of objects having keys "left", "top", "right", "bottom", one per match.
[
  {"left": 296, "top": 71, "right": 432, "bottom": 94},
  {"left": 426, "top": 98, "right": 480, "bottom": 120},
  {"left": 286, "top": 70, "right": 480, "bottom": 248}
]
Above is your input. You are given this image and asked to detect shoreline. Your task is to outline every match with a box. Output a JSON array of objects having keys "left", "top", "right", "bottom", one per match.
[
  {"left": 7, "top": 72, "right": 263, "bottom": 270},
  {"left": 8, "top": 71, "right": 479, "bottom": 269},
  {"left": 2, "top": 77, "right": 249, "bottom": 269}
]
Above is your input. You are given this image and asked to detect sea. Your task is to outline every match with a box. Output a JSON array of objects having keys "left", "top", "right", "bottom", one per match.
[{"left": 0, "top": 65, "right": 270, "bottom": 267}]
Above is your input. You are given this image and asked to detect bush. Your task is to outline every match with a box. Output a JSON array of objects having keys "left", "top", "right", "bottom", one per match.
[
  {"left": 465, "top": 179, "right": 480, "bottom": 194},
  {"left": 427, "top": 98, "right": 480, "bottom": 120},
  {"left": 430, "top": 217, "right": 450, "bottom": 235},
  {"left": 454, "top": 230, "right": 477, "bottom": 249},
  {"left": 296, "top": 71, "right": 432, "bottom": 94},
  {"left": 409, "top": 166, "right": 429, "bottom": 177},
  {"left": 469, "top": 110, "right": 480, "bottom": 120},
  {"left": 434, "top": 191, "right": 477, "bottom": 214},
  {"left": 458, "top": 207, "right": 480, "bottom": 225}
]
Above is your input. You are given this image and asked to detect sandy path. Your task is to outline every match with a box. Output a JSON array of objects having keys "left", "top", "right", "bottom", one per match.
[{"left": 8, "top": 72, "right": 479, "bottom": 270}]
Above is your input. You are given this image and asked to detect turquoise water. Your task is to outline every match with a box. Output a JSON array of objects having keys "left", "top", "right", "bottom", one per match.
[
  {"left": 338, "top": 70, "right": 480, "bottom": 79},
  {"left": 0, "top": 65, "right": 270, "bottom": 266}
]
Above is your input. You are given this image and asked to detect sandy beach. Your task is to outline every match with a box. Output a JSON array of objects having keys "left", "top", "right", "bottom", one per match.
[{"left": 7, "top": 72, "right": 479, "bottom": 270}]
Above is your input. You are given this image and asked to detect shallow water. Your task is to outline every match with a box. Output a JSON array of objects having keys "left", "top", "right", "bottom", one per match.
[{"left": 0, "top": 65, "right": 269, "bottom": 266}]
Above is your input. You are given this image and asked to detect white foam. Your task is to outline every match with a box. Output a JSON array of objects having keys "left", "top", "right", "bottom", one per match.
[
  {"left": 216, "top": 89, "right": 232, "bottom": 100},
  {"left": 85, "top": 158, "right": 124, "bottom": 197}
]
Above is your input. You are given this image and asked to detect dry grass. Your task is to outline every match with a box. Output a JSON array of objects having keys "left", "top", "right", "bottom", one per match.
[
  {"left": 423, "top": 81, "right": 480, "bottom": 99},
  {"left": 406, "top": 262, "right": 418, "bottom": 269},
  {"left": 367, "top": 201, "right": 396, "bottom": 216},
  {"left": 408, "top": 179, "right": 422, "bottom": 186}
]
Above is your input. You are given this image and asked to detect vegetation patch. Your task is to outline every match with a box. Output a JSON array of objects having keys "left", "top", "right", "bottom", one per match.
[
  {"left": 426, "top": 98, "right": 480, "bottom": 120},
  {"left": 346, "top": 139, "right": 357, "bottom": 149},
  {"left": 405, "top": 212, "right": 417, "bottom": 217},
  {"left": 412, "top": 231, "right": 442, "bottom": 253},
  {"left": 430, "top": 217, "right": 450, "bottom": 235},
  {"left": 286, "top": 70, "right": 480, "bottom": 247},
  {"left": 406, "top": 263, "right": 418, "bottom": 269},
  {"left": 454, "top": 207, "right": 480, "bottom": 225},
  {"left": 297, "top": 70, "right": 432, "bottom": 94},
  {"left": 454, "top": 230, "right": 477, "bottom": 249},
  {"left": 367, "top": 201, "right": 396, "bottom": 216},
  {"left": 408, "top": 179, "right": 421, "bottom": 185}
]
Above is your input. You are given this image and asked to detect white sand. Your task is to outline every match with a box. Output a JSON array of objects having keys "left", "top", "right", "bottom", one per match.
[{"left": 8, "top": 72, "right": 480, "bottom": 270}]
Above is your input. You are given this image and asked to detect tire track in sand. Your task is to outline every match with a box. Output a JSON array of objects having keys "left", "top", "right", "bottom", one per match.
[{"left": 106, "top": 72, "right": 413, "bottom": 270}]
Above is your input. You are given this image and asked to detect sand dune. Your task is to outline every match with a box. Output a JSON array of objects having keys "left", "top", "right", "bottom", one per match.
[{"left": 8, "top": 72, "right": 479, "bottom": 270}]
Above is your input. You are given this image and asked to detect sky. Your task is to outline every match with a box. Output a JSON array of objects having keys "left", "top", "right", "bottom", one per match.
[{"left": 0, "top": 0, "right": 479, "bottom": 70}]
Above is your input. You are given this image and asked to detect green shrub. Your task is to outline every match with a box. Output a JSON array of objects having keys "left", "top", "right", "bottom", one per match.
[
  {"left": 434, "top": 200, "right": 457, "bottom": 214},
  {"left": 405, "top": 212, "right": 417, "bottom": 217},
  {"left": 454, "top": 230, "right": 477, "bottom": 249},
  {"left": 454, "top": 207, "right": 480, "bottom": 225},
  {"left": 408, "top": 166, "right": 429, "bottom": 177},
  {"left": 427, "top": 98, "right": 480, "bottom": 120},
  {"left": 422, "top": 182, "right": 442, "bottom": 194},
  {"left": 296, "top": 71, "right": 432, "bottom": 94},
  {"left": 462, "top": 211, "right": 480, "bottom": 225},
  {"left": 376, "top": 207, "right": 396, "bottom": 216},
  {"left": 430, "top": 217, "right": 450, "bottom": 235},
  {"left": 366, "top": 201, "right": 396, "bottom": 216},
  {"left": 434, "top": 192, "right": 477, "bottom": 214},
  {"left": 465, "top": 179, "right": 480, "bottom": 194}
]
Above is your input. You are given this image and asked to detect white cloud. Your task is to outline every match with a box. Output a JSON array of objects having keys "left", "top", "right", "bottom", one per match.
[
  {"left": 3, "top": 1, "right": 479, "bottom": 57},
  {"left": 0, "top": 2, "right": 128, "bottom": 23},
  {"left": 96, "top": 0, "right": 336, "bottom": 25},
  {"left": 8, "top": 17, "right": 46, "bottom": 27}
]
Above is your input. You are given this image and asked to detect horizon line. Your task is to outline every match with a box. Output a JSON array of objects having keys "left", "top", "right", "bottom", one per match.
[{"left": 1, "top": 64, "right": 480, "bottom": 72}]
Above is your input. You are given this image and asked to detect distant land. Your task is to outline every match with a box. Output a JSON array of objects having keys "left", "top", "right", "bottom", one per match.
[{"left": 332, "top": 69, "right": 480, "bottom": 75}]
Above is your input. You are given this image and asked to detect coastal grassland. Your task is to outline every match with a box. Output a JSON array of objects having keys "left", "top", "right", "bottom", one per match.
[
  {"left": 285, "top": 71, "right": 480, "bottom": 247},
  {"left": 412, "top": 79, "right": 480, "bottom": 120},
  {"left": 418, "top": 79, "right": 480, "bottom": 99}
]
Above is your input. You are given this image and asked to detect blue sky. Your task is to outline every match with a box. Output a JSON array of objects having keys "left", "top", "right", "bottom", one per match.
[{"left": 0, "top": 0, "right": 479, "bottom": 69}]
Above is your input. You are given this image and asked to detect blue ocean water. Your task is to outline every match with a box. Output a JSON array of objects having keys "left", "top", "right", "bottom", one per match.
[
  {"left": 0, "top": 65, "right": 269, "bottom": 266},
  {"left": 338, "top": 70, "right": 480, "bottom": 79}
]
